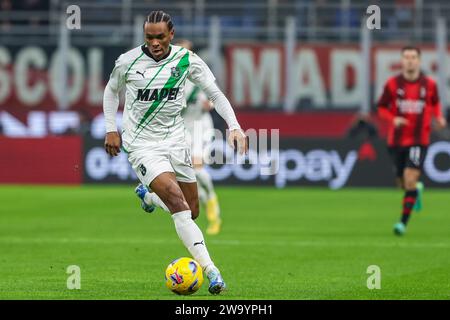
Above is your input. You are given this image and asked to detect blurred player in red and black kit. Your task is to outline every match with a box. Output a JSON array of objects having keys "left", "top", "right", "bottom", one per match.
[{"left": 377, "top": 46, "right": 447, "bottom": 236}]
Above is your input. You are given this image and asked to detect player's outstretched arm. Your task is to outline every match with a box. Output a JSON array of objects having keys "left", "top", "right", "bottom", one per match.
[
  {"left": 203, "top": 82, "right": 248, "bottom": 155},
  {"left": 430, "top": 81, "right": 447, "bottom": 130},
  {"left": 103, "top": 78, "right": 121, "bottom": 157},
  {"left": 103, "top": 55, "right": 126, "bottom": 157}
]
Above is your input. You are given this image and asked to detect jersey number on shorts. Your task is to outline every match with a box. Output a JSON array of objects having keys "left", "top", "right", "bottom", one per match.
[
  {"left": 185, "top": 149, "right": 192, "bottom": 167},
  {"left": 409, "top": 147, "right": 421, "bottom": 166}
]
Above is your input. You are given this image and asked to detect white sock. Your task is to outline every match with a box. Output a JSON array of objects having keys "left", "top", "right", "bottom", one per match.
[
  {"left": 195, "top": 167, "right": 216, "bottom": 200},
  {"left": 144, "top": 192, "right": 170, "bottom": 213},
  {"left": 172, "top": 210, "right": 214, "bottom": 270},
  {"left": 197, "top": 184, "right": 208, "bottom": 205}
]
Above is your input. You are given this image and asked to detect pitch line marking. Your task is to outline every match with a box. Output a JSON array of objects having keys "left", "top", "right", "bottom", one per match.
[{"left": 0, "top": 237, "right": 449, "bottom": 248}]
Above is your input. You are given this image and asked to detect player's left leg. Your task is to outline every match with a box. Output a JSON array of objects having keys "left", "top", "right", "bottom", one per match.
[
  {"left": 178, "top": 180, "right": 200, "bottom": 220},
  {"left": 394, "top": 167, "right": 421, "bottom": 235},
  {"left": 171, "top": 145, "right": 226, "bottom": 294},
  {"left": 408, "top": 146, "right": 427, "bottom": 213},
  {"left": 151, "top": 173, "right": 226, "bottom": 294}
]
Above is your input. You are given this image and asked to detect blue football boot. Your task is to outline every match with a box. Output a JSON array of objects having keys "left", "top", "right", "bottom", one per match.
[
  {"left": 135, "top": 184, "right": 155, "bottom": 213},
  {"left": 393, "top": 222, "right": 406, "bottom": 236},
  {"left": 206, "top": 267, "right": 227, "bottom": 294}
]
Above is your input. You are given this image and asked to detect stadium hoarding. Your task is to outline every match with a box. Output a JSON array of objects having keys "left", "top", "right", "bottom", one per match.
[
  {"left": 2, "top": 43, "right": 450, "bottom": 113},
  {"left": 82, "top": 136, "right": 450, "bottom": 188},
  {"left": 225, "top": 43, "right": 450, "bottom": 109},
  {"left": 0, "top": 136, "right": 83, "bottom": 184}
]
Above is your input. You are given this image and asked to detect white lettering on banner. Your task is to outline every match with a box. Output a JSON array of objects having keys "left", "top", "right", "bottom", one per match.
[
  {"left": 275, "top": 149, "right": 357, "bottom": 189},
  {"left": 294, "top": 49, "right": 326, "bottom": 107},
  {"left": 0, "top": 111, "right": 29, "bottom": 136},
  {"left": 88, "top": 48, "right": 104, "bottom": 105},
  {"left": 27, "top": 112, "right": 47, "bottom": 137},
  {"left": 229, "top": 46, "right": 450, "bottom": 108},
  {"left": 424, "top": 141, "right": 450, "bottom": 183},
  {"left": 0, "top": 111, "right": 80, "bottom": 136},
  {"left": 206, "top": 140, "right": 358, "bottom": 189},
  {"left": 14, "top": 47, "right": 47, "bottom": 106},
  {"left": 0, "top": 111, "right": 48, "bottom": 137},
  {"left": 0, "top": 111, "right": 123, "bottom": 138},
  {"left": 49, "top": 111, "right": 80, "bottom": 134},
  {"left": 331, "top": 50, "right": 363, "bottom": 107},
  {"left": 0, "top": 46, "right": 102, "bottom": 108},
  {"left": 231, "top": 48, "right": 280, "bottom": 107},
  {"left": 2, "top": 45, "right": 450, "bottom": 109},
  {"left": 0, "top": 47, "right": 11, "bottom": 104},
  {"left": 49, "top": 49, "right": 85, "bottom": 107},
  {"left": 85, "top": 147, "right": 137, "bottom": 180},
  {"left": 328, "top": 150, "right": 358, "bottom": 189}
]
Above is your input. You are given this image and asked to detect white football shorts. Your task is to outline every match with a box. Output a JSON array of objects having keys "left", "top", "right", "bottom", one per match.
[{"left": 127, "top": 140, "right": 196, "bottom": 186}]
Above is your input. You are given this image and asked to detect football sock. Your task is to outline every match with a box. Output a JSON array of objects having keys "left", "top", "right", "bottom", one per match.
[
  {"left": 144, "top": 192, "right": 170, "bottom": 213},
  {"left": 195, "top": 167, "right": 221, "bottom": 224},
  {"left": 172, "top": 210, "right": 214, "bottom": 270},
  {"left": 197, "top": 185, "right": 208, "bottom": 205},
  {"left": 401, "top": 190, "right": 418, "bottom": 225},
  {"left": 195, "top": 167, "right": 216, "bottom": 200},
  {"left": 204, "top": 264, "right": 219, "bottom": 278}
]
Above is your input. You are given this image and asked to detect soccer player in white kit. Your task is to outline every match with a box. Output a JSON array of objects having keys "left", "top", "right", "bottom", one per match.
[{"left": 103, "top": 11, "right": 247, "bottom": 294}]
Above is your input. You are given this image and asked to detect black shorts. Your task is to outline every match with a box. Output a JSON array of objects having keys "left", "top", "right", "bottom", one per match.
[{"left": 388, "top": 145, "right": 428, "bottom": 178}]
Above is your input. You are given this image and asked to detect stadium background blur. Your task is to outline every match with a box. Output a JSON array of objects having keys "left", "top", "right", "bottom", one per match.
[{"left": 1, "top": 0, "right": 449, "bottom": 300}]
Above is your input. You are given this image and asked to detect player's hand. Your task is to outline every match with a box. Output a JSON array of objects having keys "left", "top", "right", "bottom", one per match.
[
  {"left": 104, "top": 131, "right": 121, "bottom": 157},
  {"left": 436, "top": 116, "right": 447, "bottom": 130},
  {"left": 228, "top": 128, "right": 248, "bottom": 155},
  {"left": 393, "top": 117, "right": 409, "bottom": 128}
]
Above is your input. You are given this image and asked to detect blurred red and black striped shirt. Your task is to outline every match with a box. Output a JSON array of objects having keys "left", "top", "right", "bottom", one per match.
[{"left": 377, "top": 73, "right": 443, "bottom": 147}]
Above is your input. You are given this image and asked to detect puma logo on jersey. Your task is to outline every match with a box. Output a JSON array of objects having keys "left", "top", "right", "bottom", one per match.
[
  {"left": 193, "top": 240, "right": 204, "bottom": 247},
  {"left": 136, "top": 70, "right": 145, "bottom": 78},
  {"left": 137, "top": 88, "right": 180, "bottom": 102}
]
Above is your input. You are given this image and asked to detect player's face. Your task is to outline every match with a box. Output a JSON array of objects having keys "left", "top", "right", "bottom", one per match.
[
  {"left": 144, "top": 22, "right": 174, "bottom": 60},
  {"left": 401, "top": 50, "right": 420, "bottom": 74}
]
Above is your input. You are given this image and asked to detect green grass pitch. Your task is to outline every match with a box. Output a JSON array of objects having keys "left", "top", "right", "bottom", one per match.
[{"left": 0, "top": 185, "right": 449, "bottom": 300}]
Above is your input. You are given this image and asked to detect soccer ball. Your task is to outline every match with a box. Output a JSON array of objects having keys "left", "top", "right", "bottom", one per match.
[{"left": 165, "top": 257, "right": 204, "bottom": 295}]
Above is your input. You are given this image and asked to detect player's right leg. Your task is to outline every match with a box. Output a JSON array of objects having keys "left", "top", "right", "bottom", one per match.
[
  {"left": 128, "top": 147, "right": 171, "bottom": 214},
  {"left": 194, "top": 161, "right": 221, "bottom": 235},
  {"left": 388, "top": 147, "right": 409, "bottom": 235},
  {"left": 135, "top": 183, "right": 170, "bottom": 213},
  {"left": 150, "top": 172, "right": 226, "bottom": 294}
]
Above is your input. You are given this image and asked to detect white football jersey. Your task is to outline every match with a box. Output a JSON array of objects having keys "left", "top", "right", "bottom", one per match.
[{"left": 108, "top": 44, "right": 216, "bottom": 152}]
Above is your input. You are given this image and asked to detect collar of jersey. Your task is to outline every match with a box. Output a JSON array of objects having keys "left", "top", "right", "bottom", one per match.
[
  {"left": 141, "top": 44, "right": 172, "bottom": 62},
  {"left": 401, "top": 71, "right": 425, "bottom": 84}
]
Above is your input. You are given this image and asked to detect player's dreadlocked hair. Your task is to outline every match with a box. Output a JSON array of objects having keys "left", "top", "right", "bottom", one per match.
[{"left": 143, "top": 10, "right": 174, "bottom": 31}]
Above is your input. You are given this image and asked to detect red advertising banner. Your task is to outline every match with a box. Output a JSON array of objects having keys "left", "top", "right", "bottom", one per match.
[
  {"left": 1, "top": 43, "right": 448, "bottom": 112},
  {"left": 225, "top": 43, "right": 448, "bottom": 109},
  {"left": 0, "top": 136, "right": 83, "bottom": 184}
]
